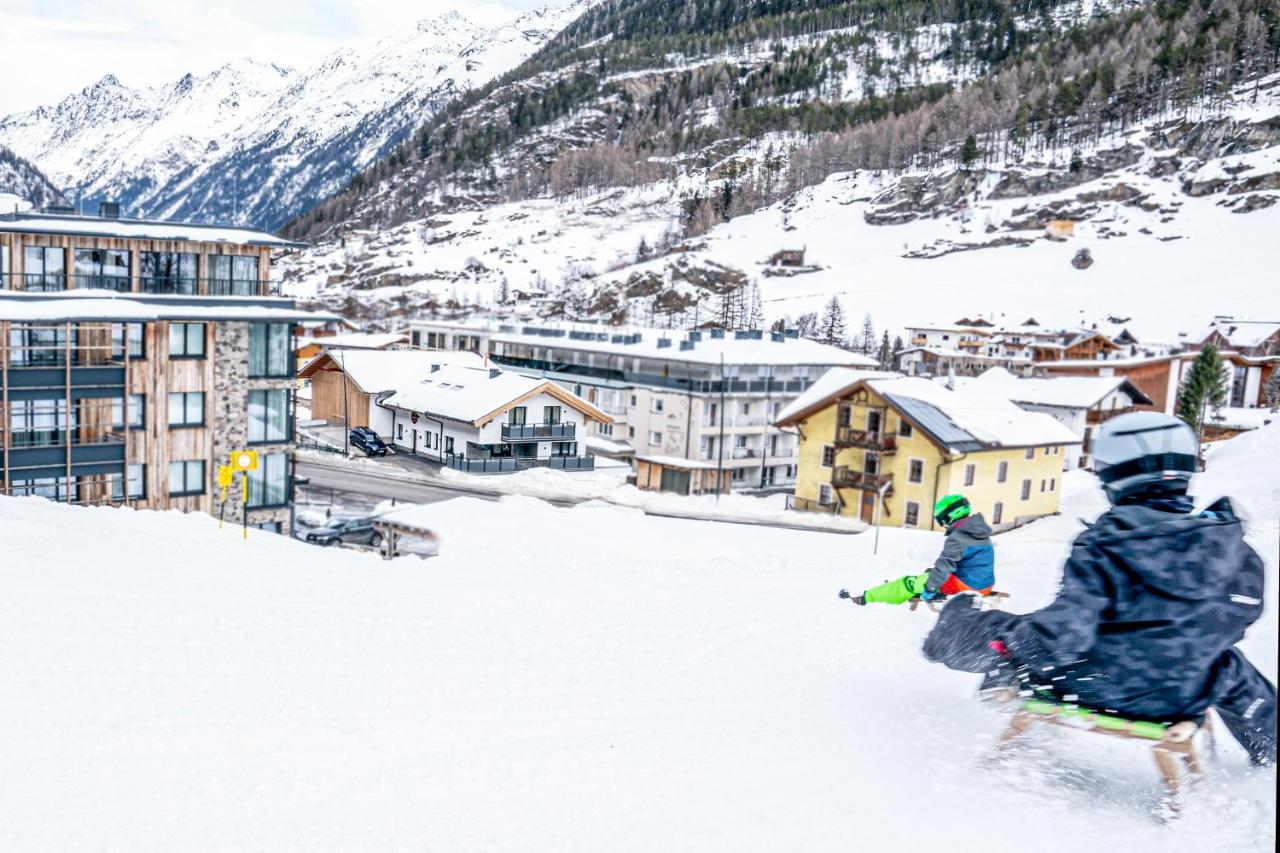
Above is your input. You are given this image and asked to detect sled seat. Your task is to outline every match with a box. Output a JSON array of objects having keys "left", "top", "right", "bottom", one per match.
[
  {"left": 908, "top": 590, "right": 1009, "bottom": 612},
  {"left": 998, "top": 693, "right": 1213, "bottom": 814}
]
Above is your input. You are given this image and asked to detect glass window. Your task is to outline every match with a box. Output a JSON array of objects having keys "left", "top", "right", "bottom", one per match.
[
  {"left": 649, "top": 431, "right": 662, "bottom": 446},
  {"left": 168, "top": 460, "right": 204, "bottom": 496},
  {"left": 248, "top": 389, "right": 290, "bottom": 443},
  {"left": 168, "top": 323, "right": 206, "bottom": 358},
  {"left": 821, "top": 444, "right": 835, "bottom": 467},
  {"left": 905, "top": 501, "right": 920, "bottom": 527},
  {"left": 111, "top": 323, "right": 144, "bottom": 359},
  {"left": 552, "top": 441, "right": 577, "bottom": 456},
  {"left": 10, "top": 476, "right": 74, "bottom": 501},
  {"left": 1021, "top": 479, "right": 1032, "bottom": 500},
  {"left": 908, "top": 459, "right": 924, "bottom": 483},
  {"left": 111, "top": 394, "right": 144, "bottom": 428},
  {"left": 964, "top": 463, "right": 975, "bottom": 487},
  {"left": 8, "top": 399, "right": 70, "bottom": 447},
  {"left": 167, "top": 392, "right": 204, "bottom": 427},
  {"left": 140, "top": 252, "right": 198, "bottom": 294},
  {"left": 9, "top": 325, "right": 73, "bottom": 366},
  {"left": 543, "top": 405, "right": 560, "bottom": 424},
  {"left": 818, "top": 484, "right": 832, "bottom": 505},
  {"left": 1, "top": 245, "right": 8, "bottom": 288},
  {"left": 508, "top": 406, "right": 526, "bottom": 426},
  {"left": 207, "top": 255, "right": 232, "bottom": 294},
  {"left": 23, "top": 246, "right": 66, "bottom": 291},
  {"left": 246, "top": 452, "right": 288, "bottom": 508},
  {"left": 997, "top": 461, "right": 1008, "bottom": 483},
  {"left": 1024, "top": 447, "right": 1035, "bottom": 460},
  {"left": 992, "top": 502, "right": 1004, "bottom": 525},
  {"left": 73, "top": 248, "right": 130, "bottom": 290},
  {"left": 652, "top": 398, "right": 664, "bottom": 413},
  {"left": 112, "top": 464, "right": 146, "bottom": 500},
  {"left": 249, "top": 323, "right": 291, "bottom": 377}
]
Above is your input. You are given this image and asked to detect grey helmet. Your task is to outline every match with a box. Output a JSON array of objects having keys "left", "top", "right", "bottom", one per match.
[{"left": 1093, "top": 411, "right": 1198, "bottom": 503}]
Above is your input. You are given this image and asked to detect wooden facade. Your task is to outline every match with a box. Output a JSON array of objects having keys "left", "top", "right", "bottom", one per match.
[{"left": 307, "top": 365, "right": 370, "bottom": 427}]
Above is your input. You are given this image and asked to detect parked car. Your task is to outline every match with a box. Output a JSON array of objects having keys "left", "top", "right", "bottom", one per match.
[
  {"left": 350, "top": 427, "right": 388, "bottom": 456},
  {"left": 305, "top": 516, "right": 383, "bottom": 547}
]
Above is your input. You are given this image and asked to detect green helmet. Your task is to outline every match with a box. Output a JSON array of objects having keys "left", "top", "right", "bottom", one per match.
[{"left": 933, "top": 494, "right": 971, "bottom": 527}]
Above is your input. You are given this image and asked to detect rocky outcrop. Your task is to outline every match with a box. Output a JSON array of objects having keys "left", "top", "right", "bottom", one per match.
[{"left": 1071, "top": 248, "right": 1093, "bottom": 269}]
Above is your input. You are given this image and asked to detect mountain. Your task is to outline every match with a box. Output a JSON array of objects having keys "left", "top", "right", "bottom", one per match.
[
  {"left": 0, "top": 145, "right": 67, "bottom": 211},
  {"left": 0, "top": 1, "right": 595, "bottom": 230},
  {"left": 276, "top": 0, "right": 1280, "bottom": 335}
]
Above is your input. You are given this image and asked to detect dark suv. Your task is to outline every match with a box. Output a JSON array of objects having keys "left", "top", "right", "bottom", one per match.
[
  {"left": 350, "top": 427, "right": 388, "bottom": 456},
  {"left": 305, "top": 517, "right": 382, "bottom": 547}
]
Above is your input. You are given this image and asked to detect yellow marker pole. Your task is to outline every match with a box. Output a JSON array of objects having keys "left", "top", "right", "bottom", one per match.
[{"left": 241, "top": 471, "right": 249, "bottom": 539}]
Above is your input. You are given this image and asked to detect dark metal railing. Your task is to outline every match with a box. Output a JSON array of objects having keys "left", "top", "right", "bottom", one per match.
[
  {"left": 72, "top": 274, "right": 133, "bottom": 292},
  {"left": 0, "top": 273, "right": 281, "bottom": 296},
  {"left": 139, "top": 276, "right": 200, "bottom": 295},
  {"left": 445, "top": 453, "right": 595, "bottom": 474},
  {"left": 19, "top": 273, "right": 68, "bottom": 291},
  {"left": 501, "top": 421, "right": 577, "bottom": 440}
]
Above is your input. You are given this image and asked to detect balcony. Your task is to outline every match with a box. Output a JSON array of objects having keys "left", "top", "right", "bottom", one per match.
[
  {"left": 71, "top": 274, "right": 132, "bottom": 292},
  {"left": 501, "top": 421, "right": 577, "bottom": 441},
  {"left": 831, "top": 466, "right": 892, "bottom": 492},
  {"left": 786, "top": 495, "right": 839, "bottom": 515},
  {"left": 445, "top": 453, "right": 594, "bottom": 474},
  {"left": 18, "top": 273, "right": 68, "bottom": 292},
  {"left": 702, "top": 415, "right": 768, "bottom": 429},
  {"left": 911, "top": 336, "right": 928, "bottom": 346},
  {"left": 834, "top": 427, "right": 897, "bottom": 453},
  {"left": 139, "top": 276, "right": 200, "bottom": 295},
  {"left": 1087, "top": 406, "right": 1139, "bottom": 424},
  {"left": 1, "top": 274, "right": 281, "bottom": 296}
]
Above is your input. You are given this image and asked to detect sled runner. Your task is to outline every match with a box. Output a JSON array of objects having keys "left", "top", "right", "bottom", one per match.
[
  {"left": 994, "top": 690, "right": 1214, "bottom": 817},
  {"left": 907, "top": 591, "right": 1008, "bottom": 612}
]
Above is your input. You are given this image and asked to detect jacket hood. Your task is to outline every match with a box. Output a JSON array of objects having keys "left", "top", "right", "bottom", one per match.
[
  {"left": 951, "top": 513, "right": 991, "bottom": 540},
  {"left": 1080, "top": 498, "right": 1252, "bottom": 600}
]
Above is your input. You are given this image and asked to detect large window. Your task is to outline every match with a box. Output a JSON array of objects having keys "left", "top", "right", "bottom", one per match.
[
  {"left": 111, "top": 394, "right": 144, "bottom": 429},
  {"left": 140, "top": 251, "right": 197, "bottom": 294},
  {"left": 167, "top": 392, "right": 205, "bottom": 428},
  {"left": 111, "top": 464, "right": 146, "bottom": 501},
  {"left": 111, "top": 323, "right": 144, "bottom": 359},
  {"left": 8, "top": 399, "right": 71, "bottom": 447},
  {"left": 8, "top": 325, "right": 73, "bottom": 366},
  {"left": 23, "top": 246, "right": 65, "bottom": 291},
  {"left": 10, "top": 476, "right": 74, "bottom": 501},
  {"left": 246, "top": 452, "right": 288, "bottom": 508},
  {"left": 208, "top": 255, "right": 260, "bottom": 295},
  {"left": 168, "top": 323, "right": 206, "bottom": 358},
  {"left": 544, "top": 405, "right": 561, "bottom": 424},
  {"left": 73, "top": 248, "right": 130, "bottom": 291},
  {"left": 248, "top": 323, "right": 291, "bottom": 377},
  {"left": 168, "top": 460, "right": 205, "bottom": 496},
  {"left": 248, "top": 389, "right": 290, "bottom": 444},
  {"left": 508, "top": 406, "right": 526, "bottom": 426},
  {"left": 1, "top": 245, "right": 8, "bottom": 288}
]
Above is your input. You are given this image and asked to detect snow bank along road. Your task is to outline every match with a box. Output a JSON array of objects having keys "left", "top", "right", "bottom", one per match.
[{"left": 0, "top": 427, "right": 1276, "bottom": 850}]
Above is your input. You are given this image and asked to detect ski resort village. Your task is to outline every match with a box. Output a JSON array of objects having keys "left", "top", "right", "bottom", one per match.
[{"left": 0, "top": 0, "right": 1277, "bottom": 849}]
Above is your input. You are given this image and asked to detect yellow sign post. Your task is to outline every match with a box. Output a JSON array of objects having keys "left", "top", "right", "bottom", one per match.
[
  {"left": 217, "top": 465, "right": 234, "bottom": 528},
  {"left": 229, "top": 450, "right": 259, "bottom": 539}
]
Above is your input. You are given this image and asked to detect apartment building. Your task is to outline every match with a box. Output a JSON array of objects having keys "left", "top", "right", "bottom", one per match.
[
  {"left": 776, "top": 371, "right": 1079, "bottom": 529},
  {"left": 407, "top": 318, "right": 878, "bottom": 491},
  {"left": 0, "top": 207, "right": 331, "bottom": 531}
]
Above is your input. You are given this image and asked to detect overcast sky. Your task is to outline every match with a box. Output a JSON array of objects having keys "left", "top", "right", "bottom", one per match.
[{"left": 0, "top": 0, "right": 546, "bottom": 115}]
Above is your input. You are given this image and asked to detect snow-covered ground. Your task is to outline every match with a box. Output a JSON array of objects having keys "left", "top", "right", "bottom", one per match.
[{"left": 0, "top": 426, "right": 1275, "bottom": 850}]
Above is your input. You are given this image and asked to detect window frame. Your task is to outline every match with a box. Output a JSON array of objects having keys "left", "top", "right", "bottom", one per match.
[
  {"left": 1021, "top": 479, "right": 1032, "bottom": 501},
  {"left": 247, "top": 388, "right": 290, "bottom": 445},
  {"left": 168, "top": 459, "right": 205, "bottom": 497},
  {"left": 963, "top": 463, "right": 976, "bottom": 487},
  {"left": 907, "top": 458, "right": 925, "bottom": 484},
  {"left": 648, "top": 430, "right": 662, "bottom": 447},
  {"left": 997, "top": 460, "right": 1008, "bottom": 483},
  {"left": 168, "top": 322, "right": 206, "bottom": 359},
  {"left": 904, "top": 500, "right": 921, "bottom": 527},
  {"left": 245, "top": 452, "right": 289, "bottom": 509},
  {"left": 167, "top": 391, "right": 205, "bottom": 429},
  {"left": 248, "top": 322, "right": 293, "bottom": 379},
  {"left": 111, "top": 393, "right": 145, "bottom": 430},
  {"left": 820, "top": 443, "right": 836, "bottom": 468},
  {"left": 992, "top": 501, "right": 1004, "bottom": 525}
]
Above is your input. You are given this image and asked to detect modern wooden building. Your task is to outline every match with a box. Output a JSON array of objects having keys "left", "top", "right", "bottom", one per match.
[{"left": 0, "top": 207, "right": 332, "bottom": 531}]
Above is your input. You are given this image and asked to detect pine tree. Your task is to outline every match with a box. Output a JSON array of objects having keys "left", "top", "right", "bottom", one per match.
[
  {"left": 1264, "top": 370, "right": 1280, "bottom": 410},
  {"left": 858, "top": 312, "right": 876, "bottom": 355},
  {"left": 747, "top": 283, "right": 765, "bottom": 330},
  {"left": 819, "top": 296, "right": 846, "bottom": 347},
  {"left": 1176, "top": 345, "right": 1228, "bottom": 444},
  {"left": 876, "top": 330, "right": 892, "bottom": 370},
  {"left": 960, "top": 133, "right": 980, "bottom": 168}
]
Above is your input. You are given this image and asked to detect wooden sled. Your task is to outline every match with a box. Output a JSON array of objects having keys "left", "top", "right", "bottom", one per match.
[
  {"left": 908, "top": 590, "right": 1010, "bottom": 612},
  {"left": 997, "top": 693, "right": 1214, "bottom": 817}
]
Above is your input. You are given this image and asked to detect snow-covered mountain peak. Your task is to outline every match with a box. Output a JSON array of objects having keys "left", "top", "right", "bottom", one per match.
[{"left": 416, "top": 9, "right": 478, "bottom": 38}]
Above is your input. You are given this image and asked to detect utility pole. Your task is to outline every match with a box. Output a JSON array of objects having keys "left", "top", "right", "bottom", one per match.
[
  {"left": 339, "top": 347, "right": 350, "bottom": 458},
  {"left": 759, "top": 366, "right": 773, "bottom": 489}
]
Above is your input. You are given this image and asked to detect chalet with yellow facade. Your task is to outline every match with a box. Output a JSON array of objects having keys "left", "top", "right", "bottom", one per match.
[{"left": 775, "top": 371, "right": 1080, "bottom": 531}]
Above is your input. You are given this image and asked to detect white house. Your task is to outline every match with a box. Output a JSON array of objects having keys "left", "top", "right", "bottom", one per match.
[
  {"left": 949, "top": 367, "right": 1152, "bottom": 470},
  {"left": 380, "top": 364, "right": 611, "bottom": 473}
]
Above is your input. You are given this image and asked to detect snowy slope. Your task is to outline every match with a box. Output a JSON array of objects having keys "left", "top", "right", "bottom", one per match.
[
  {"left": 283, "top": 75, "right": 1280, "bottom": 339},
  {"left": 0, "top": 431, "right": 1274, "bottom": 849},
  {"left": 0, "top": 144, "right": 67, "bottom": 211},
  {"left": 0, "top": 1, "right": 595, "bottom": 230}
]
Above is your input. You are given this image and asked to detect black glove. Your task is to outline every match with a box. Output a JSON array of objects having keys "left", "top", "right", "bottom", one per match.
[{"left": 838, "top": 589, "right": 867, "bottom": 606}]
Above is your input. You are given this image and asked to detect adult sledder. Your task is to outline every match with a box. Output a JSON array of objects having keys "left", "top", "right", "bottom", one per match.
[
  {"left": 845, "top": 494, "right": 996, "bottom": 606},
  {"left": 922, "top": 412, "right": 1277, "bottom": 772}
]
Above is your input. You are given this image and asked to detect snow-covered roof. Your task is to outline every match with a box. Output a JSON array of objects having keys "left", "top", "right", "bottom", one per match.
[
  {"left": 1197, "top": 318, "right": 1280, "bottom": 348},
  {"left": 0, "top": 292, "right": 336, "bottom": 323},
  {"left": 415, "top": 319, "right": 877, "bottom": 368},
  {"left": 381, "top": 363, "right": 607, "bottom": 426},
  {"left": 866, "top": 377, "right": 1081, "bottom": 450},
  {"left": 777, "top": 369, "right": 1079, "bottom": 449},
  {"left": 951, "top": 367, "right": 1153, "bottom": 409},
  {"left": 634, "top": 454, "right": 723, "bottom": 470},
  {"left": 297, "top": 332, "right": 408, "bottom": 351},
  {"left": 298, "top": 348, "right": 484, "bottom": 394},
  {"left": 774, "top": 368, "right": 893, "bottom": 423},
  {"left": 0, "top": 211, "right": 305, "bottom": 248}
]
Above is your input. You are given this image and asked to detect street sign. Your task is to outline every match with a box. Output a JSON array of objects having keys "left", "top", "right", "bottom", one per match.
[
  {"left": 230, "top": 449, "right": 258, "bottom": 472},
  {"left": 218, "top": 465, "right": 234, "bottom": 488}
]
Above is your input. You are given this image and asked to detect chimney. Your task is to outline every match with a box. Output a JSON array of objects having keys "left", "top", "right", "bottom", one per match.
[
  {"left": 489, "top": 368, "right": 502, "bottom": 378},
  {"left": 431, "top": 364, "right": 441, "bottom": 372}
]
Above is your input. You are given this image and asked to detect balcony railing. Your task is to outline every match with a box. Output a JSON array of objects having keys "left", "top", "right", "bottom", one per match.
[
  {"left": 1087, "top": 406, "right": 1139, "bottom": 424},
  {"left": 702, "top": 415, "right": 769, "bottom": 428},
  {"left": 786, "top": 494, "right": 839, "bottom": 514},
  {"left": 0, "top": 273, "right": 281, "bottom": 296},
  {"left": 831, "top": 467, "right": 892, "bottom": 491},
  {"left": 834, "top": 428, "right": 897, "bottom": 452},
  {"left": 445, "top": 453, "right": 595, "bottom": 474},
  {"left": 501, "top": 421, "right": 577, "bottom": 440}
]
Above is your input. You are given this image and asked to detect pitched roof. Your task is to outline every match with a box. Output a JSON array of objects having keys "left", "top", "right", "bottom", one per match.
[
  {"left": 774, "top": 368, "right": 893, "bottom": 424},
  {"left": 1198, "top": 318, "right": 1280, "bottom": 348},
  {"left": 297, "top": 332, "right": 408, "bottom": 351},
  {"left": 297, "top": 348, "right": 484, "bottom": 394},
  {"left": 381, "top": 363, "right": 608, "bottom": 427},
  {"left": 0, "top": 211, "right": 305, "bottom": 248},
  {"left": 953, "top": 367, "right": 1153, "bottom": 409},
  {"left": 776, "top": 370, "right": 1080, "bottom": 450}
]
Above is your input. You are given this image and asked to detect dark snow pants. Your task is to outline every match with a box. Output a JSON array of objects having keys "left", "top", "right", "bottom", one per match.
[{"left": 921, "top": 596, "right": 1277, "bottom": 766}]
